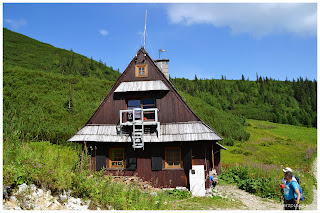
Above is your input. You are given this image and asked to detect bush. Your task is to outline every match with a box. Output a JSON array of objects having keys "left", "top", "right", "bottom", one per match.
[
  {"left": 243, "top": 150, "right": 252, "bottom": 156},
  {"left": 165, "top": 189, "right": 191, "bottom": 200},
  {"left": 219, "top": 164, "right": 282, "bottom": 199},
  {"left": 230, "top": 148, "right": 243, "bottom": 154},
  {"left": 223, "top": 137, "right": 235, "bottom": 146}
]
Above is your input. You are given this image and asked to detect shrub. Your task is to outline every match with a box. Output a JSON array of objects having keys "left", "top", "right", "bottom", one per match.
[
  {"left": 165, "top": 189, "right": 191, "bottom": 200},
  {"left": 223, "top": 137, "right": 235, "bottom": 146},
  {"left": 219, "top": 163, "right": 282, "bottom": 199},
  {"left": 230, "top": 148, "right": 243, "bottom": 155},
  {"left": 243, "top": 150, "right": 252, "bottom": 156}
]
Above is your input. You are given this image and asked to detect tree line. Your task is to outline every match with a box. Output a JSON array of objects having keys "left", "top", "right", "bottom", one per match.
[{"left": 171, "top": 75, "right": 317, "bottom": 128}]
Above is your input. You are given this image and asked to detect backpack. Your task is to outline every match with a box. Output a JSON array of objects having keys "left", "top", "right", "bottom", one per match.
[
  {"left": 289, "top": 180, "right": 304, "bottom": 201},
  {"left": 294, "top": 175, "right": 300, "bottom": 184}
]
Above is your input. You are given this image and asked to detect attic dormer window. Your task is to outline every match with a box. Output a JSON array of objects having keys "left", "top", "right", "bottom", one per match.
[{"left": 136, "top": 64, "right": 148, "bottom": 77}]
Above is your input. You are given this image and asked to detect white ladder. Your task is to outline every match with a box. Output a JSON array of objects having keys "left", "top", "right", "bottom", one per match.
[{"left": 132, "top": 121, "right": 144, "bottom": 149}]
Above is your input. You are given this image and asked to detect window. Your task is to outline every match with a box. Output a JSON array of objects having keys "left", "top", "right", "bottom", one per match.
[
  {"left": 143, "top": 98, "right": 155, "bottom": 109},
  {"left": 135, "top": 64, "right": 148, "bottom": 77},
  {"left": 127, "top": 98, "right": 156, "bottom": 121},
  {"left": 128, "top": 100, "right": 141, "bottom": 120},
  {"left": 165, "top": 147, "right": 181, "bottom": 169},
  {"left": 143, "top": 98, "right": 156, "bottom": 120},
  {"left": 109, "top": 148, "right": 124, "bottom": 168}
]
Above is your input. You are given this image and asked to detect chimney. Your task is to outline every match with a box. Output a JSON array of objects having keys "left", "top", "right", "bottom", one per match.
[{"left": 154, "top": 59, "right": 169, "bottom": 80}]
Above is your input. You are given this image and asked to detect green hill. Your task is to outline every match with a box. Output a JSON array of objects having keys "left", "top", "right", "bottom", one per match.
[
  {"left": 3, "top": 28, "right": 121, "bottom": 143},
  {"left": 171, "top": 76, "right": 317, "bottom": 128},
  {"left": 3, "top": 28, "right": 120, "bottom": 79}
]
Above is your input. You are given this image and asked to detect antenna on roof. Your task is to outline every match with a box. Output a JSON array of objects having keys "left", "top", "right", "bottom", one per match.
[{"left": 143, "top": 10, "right": 147, "bottom": 49}]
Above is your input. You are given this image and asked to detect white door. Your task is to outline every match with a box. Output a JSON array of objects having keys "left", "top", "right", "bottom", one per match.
[{"left": 189, "top": 165, "right": 206, "bottom": 197}]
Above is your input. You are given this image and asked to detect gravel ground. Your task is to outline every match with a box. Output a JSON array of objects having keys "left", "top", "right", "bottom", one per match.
[{"left": 214, "top": 184, "right": 283, "bottom": 210}]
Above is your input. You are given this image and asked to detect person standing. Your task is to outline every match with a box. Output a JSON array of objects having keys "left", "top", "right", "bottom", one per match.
[
  {"left": 283, "top": 171, "right": 301, "bottom": 210},
  {"left": 282, "top": 167, "right": 299, "bottom": 184}
]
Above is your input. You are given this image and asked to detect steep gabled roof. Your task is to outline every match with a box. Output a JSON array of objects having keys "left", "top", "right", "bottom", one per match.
[{"left": 69, "top": 48, "right": 222, "bottom": 142}]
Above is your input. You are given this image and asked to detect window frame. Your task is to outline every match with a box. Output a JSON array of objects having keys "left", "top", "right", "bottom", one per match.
[
  {"left": 135, "top": 64, "right": 148, "bottom": 77},
  {"left": 109, "top": 148, "right": 125, "bottom": 168},
  {"left": 127, "top": 98, "right": 156, "bottom": 109},
  {"left": 165, "top": 147, "right": 182, "bottom": 169},
  {"left": 127, "top": 98, "right": 156, "bottom": 121}
]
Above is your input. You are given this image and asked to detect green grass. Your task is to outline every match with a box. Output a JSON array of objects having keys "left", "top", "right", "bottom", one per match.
[
  {"left": 3, "top": 64, "right": 115, "bottom": 143},
  {"left": 223, "top": 119, "right": 317, "bottom": 168},
  {"left": 175, "top": 196, "right": 243, "bottom": 210},
  {"left": 3, "top": 28, "right": 120, "bottom": 80},
  {"left": 221, "top": 119, "right": 317, "bottom": 204},
  {"left": 3, "top": 137, "right": 177, "bottom": 210}
]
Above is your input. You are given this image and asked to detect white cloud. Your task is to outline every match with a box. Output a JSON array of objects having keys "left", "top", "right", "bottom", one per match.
[
  {"left": 167, "top": 3, "right": 317, "bottom": 38},
  {"left": 99, "top": 29, "right": 109, "bottom": 36},
  {"left": 4, "top": 18, "right": 27, "bottom": 30}
]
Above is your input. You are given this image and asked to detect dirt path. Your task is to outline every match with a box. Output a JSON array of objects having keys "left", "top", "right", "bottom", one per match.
[
  {"left": 215, "top": 157, "right": 317, "bottom": 210},
  {"left": 302, "top": 157, "right": 317, "bottom": 210},
  {"left": 214, "top": 184, "right": 283, "bottom": 210}
]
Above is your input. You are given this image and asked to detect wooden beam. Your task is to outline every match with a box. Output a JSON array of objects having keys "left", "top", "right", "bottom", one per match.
[{"left": 212, "top": 143, "right": 214, "bottom": 168}]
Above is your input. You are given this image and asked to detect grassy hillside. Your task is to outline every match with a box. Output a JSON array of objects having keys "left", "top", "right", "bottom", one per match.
[
  {"left": 171, "top": 77, "right": 317, "bottom": 128},
  {"left": 3, "top": 65, "right": 115, "bottom": 142},
  {"left": 220, "top": 119, "right": 317, "bottom": 204},
  {"left": 3, "top": 28, "right": 120, "bottom": 143},
  {"left": 179, "top": 91, "right": 250, "bottom": 141},
  {"left": 3, "top": 28, "right": 120, "bottom": 79}
]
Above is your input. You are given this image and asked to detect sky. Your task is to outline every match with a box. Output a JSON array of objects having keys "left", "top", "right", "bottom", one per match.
[{"left": 3, "top": 2, "right": 318, "bottom": 81}]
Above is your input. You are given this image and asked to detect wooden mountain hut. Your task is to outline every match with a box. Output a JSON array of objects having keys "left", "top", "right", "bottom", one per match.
[{"left": 68, "top": 48, "right": 226, "bottom": 189}]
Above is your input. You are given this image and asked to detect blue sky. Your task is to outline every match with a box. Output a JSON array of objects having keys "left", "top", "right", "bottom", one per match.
[{"left": 3, "top": 2, "right": 317, "bottom": 81}]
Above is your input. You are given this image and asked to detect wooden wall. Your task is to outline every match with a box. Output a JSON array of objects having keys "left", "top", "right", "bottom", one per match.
[
  {"left": 87, "top": 49, "right": 200, "bottom": 125},
  {"left": 86, "top": 141, "right": 220, "bottom": 189}
]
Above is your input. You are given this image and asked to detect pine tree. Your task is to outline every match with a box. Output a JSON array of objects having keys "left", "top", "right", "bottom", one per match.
[{"left": 90, "top": 57, "right": 95, "bottom": 71}]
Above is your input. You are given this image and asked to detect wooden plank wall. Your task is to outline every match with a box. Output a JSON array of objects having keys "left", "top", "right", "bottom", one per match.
[
  {"left": 89, "top": 91, "right": 199, "bottom": 124},
  {"left": 88, "top": 49, "right": 200, "bottom": 125},
  {"left": 86, "top": 141, "right": 217, "bottom": 188}
]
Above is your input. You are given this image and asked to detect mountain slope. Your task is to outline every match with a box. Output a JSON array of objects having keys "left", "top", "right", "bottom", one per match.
[
  {"left": 3, "top": 28, "right": 120, "bottom": 79},
  {"left": 3, "top": 28, "right": 120, "bottom": 142},
  {"left": 171, "top": 77, "right": 317, "bottom": 128}
]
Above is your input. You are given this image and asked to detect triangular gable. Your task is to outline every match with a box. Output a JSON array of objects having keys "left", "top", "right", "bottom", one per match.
[{"left": 84, "top": 48, "right": 220, "bottom": 138}]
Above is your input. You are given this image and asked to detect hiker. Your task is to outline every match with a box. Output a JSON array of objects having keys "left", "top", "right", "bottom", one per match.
[
  {"left": 282, "top": 167, "right": 299, "bottom": 184},
  {"left": 283, "top": 171, "right": 301, "bottom": 210},
  {"left": 209, "top": 172, "right": 218, "bottom": 189}
]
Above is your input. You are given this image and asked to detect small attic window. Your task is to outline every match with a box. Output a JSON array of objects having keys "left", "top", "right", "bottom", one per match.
[{"left": 135, "top": 64, "right": 148, "bottom": 77}]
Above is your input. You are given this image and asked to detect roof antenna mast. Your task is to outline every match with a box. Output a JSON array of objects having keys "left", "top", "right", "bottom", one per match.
[{"left": 143, "top": 10, "right": 147, "bottom": 49}]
